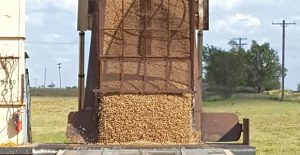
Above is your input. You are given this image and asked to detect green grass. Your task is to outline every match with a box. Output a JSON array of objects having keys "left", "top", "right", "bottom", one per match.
[
  {"left": 31, "top": 97, "right": 77, "bottom": 143},
  {"left": 31, "top": 95, "right": 300, "bottom": 155},
  {"left": 204, "top": 98, "right": 300, "bottom": 155}
]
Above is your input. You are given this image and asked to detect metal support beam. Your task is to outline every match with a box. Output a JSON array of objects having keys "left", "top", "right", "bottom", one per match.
[
  {"left": 78, "top": 31, "right": 85, "bottom": 111},
  {"left": 194, "top": 31, "right": 203, "bottom": 134},
  {"left": 243, "top": 118, "right": 250, "bottom": 145}
]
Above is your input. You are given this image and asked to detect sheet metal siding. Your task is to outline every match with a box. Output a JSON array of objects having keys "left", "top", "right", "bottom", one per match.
[{"left": 0, "top": 0, "right": 27, "bottom": 145}]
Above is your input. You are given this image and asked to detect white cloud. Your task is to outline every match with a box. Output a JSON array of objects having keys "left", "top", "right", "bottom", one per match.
[
  {"left": 292, "top": 16, "right": 300, "bottom": 20},
  {"left": 49, "top": 33, "right": 61, "bottom": 39},
  {"left": 27, "top": 0, "right": 77, "bottom": 12},
  {"left": 48, "top": 0, "right": 77, "bottom": 11},
  {"left": 215, "top": 13, "right": 261, "bottom": 35},
  {"left": 211, "top": 0, "right": 242, "bottom": 10},
  {"left": 25, "top": 13, "right": 45, "bottom": 26},
  {"left": 233, "top": 13, "right": 261, "bottom": 27},
  {"left": 54, "top": 57, "right": 71, "bottom": 63}
]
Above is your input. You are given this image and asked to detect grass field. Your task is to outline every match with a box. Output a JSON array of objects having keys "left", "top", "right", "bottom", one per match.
[
  {"left": 31, "top": 97, "right": 77, "bottom": 143},
  {"left": 31, "top": 94, "right": 300, "bottom": 155}
]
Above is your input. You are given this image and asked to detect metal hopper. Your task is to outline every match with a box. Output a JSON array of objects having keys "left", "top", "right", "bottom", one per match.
[{"left": 67, "top": 0, "right": 249, "bottom": 146}]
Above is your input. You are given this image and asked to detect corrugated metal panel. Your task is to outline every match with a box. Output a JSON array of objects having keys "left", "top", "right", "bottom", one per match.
[{"left": 0, "top": 0, "right": 27, "bottom": 145}]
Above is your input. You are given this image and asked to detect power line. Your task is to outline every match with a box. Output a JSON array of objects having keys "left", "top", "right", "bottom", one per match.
[
  {"left": 272, "top": 20, "right": 296, "bottom": 102},
  {"left": 232, "top": 37, "right": 248, "bottom": 49}
]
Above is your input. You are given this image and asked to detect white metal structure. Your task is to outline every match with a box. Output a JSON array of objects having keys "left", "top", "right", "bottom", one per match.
[{"left": 0, "top": 0, "right": 30, "bottom": 144}]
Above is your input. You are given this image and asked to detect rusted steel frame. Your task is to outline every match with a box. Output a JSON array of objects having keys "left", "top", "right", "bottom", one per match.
[
  {"left": 0, "top": 56, "right": 19, "bottom": 59},
  {"left": 99, "top": 56, "right": 191, "bottom": 60},
  {"left": 188, "top": 60, "right": 192, "bottom": 89},
  {"left": 189, "top": 0, "right": 195, "bottom": 93},
  {"left": 134, "top": 0, "right": 149, "bottom": 93},
  {"left": 120, "top": 0, "right": 125, "bottom": 93},
  {"left": 121, "top": 0, "right": 124, "bottom": 59},
  {"left": 164, "top": 60, "right": 170, "bottom": 89},
  {"left": 243, "top": 118, "right": 250, "bottom": 145},
  {"left": 145, "top": 0, "right": 152, "bottom": 92},
  {"left": 100, "top": 89, "right": 193, "bottom": 95},
  {"left": 167, "top": 0, "right": 170, "bottom": 57},
  {"left": 189, "top": 0, "right": 201, "bottom": 133},
  {"left": 100, "top": 28, "right": 191, "bottom": 31},
  {"left": 120, "top": 59, "right": 124, "bottom": 93},
  {"left": 188, "top": 0, "right": 195, "bottom": 91},
  {"left": 198, "top": 31, "right": 203, "bottom": 112},
  {"left": 200, "top": 0, "right": 209, "bottom": 30},
  {"left": 0, "top": 104, "right": 25, "bottom": 107},
  {"left": 194, "top": 0, "right": 200, "bottom": 29},
  {"left": 143, "top": 60, "right": 147, "bottom": 92},
  {"left": 0, "top": 37, "right": 25, "bottom": 40},
  {"left": 164, "top": 0, "right": 171, "bottom": 90},
  {"left": 98, "top": 0, "right": 106, "bottom": 92},
  {"left": 201, "top": 113, "right": 242, "bottom": 142},
  {"left": 195, "top": 31, "right": 203, "bottom": 137},
  {"left": 99, "top": 29, "right": 190, "bottom": 42},
  {"left": 104, "top": 0, "right": 137, "bottom": 54},
  {"left": 146, "top": 0, "right": 152, "bottom": 56},
  {"left": 137, "top": 1, "right": 145, "bottom": 57}
]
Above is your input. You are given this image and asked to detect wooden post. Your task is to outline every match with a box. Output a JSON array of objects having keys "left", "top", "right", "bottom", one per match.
[{"left": 243, "top": 118, "right": 250, "bottom": 145}]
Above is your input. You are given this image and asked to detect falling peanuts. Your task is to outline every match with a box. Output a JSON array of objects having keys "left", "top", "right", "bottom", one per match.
[
  {"left": 98, "top": 94, "right": 200, "bottom": 145},
  {"left": 97, "top": 0, "right": 198, "bottom": 145}
]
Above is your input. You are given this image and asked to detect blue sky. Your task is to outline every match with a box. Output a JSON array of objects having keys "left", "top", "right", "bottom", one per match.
[{"left": 26, "top": 0, "right": 300, "bottom": 90}]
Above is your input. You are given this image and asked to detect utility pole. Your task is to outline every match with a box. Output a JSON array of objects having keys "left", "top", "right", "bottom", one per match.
[
  {"left": 57, "top": 63, "right": 62, "bottom": 88},
  {"left": 232, "top": 37, "right": 248, "bottom": 49},
  {"left": 44, "top": 68, "right": 47, "bottom": 88},
  {"left": 272, "top": 20, "right": 296, "bottom": 101}
]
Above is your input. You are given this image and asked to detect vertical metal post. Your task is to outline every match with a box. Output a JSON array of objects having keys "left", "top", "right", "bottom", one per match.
[
  {"left": 194, "top": 30, "right": 202, "bottom": 135},
  {"left": 191, "top": 0, "right": 202, "bottom": 135},
  {"left": 243, "top": 118, "right": 250, "bottom": 145},
  {"left": 198, "top": 30, "right": 203, "bottom": 111},
  {"left": 281, "top": 20, "right": 285, "bottom": 102},
  {"left": 79, "top": 31, "right": 85, "bottom": 111}
]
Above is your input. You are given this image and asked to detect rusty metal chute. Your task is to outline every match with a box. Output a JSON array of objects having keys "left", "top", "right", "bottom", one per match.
[{"left": 67, "top": 0, "right": 249, "bottom": 146}]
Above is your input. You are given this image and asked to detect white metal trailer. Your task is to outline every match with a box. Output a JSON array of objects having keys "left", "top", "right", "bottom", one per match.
[{"left": 0, "top": 0, "right": 30, "bottom": 145}]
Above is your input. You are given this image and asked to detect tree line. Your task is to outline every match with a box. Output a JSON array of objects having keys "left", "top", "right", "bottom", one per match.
[{"left": 203, "top": 40, "right": 283, "bottom": 98}]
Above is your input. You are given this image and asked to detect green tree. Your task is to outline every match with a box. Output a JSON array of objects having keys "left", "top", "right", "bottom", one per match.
[
  {"left": 203, "top": 46, "right": 247, "bottom": 98},
  {"left": 297, "top": 83, "right": 300, "bottom": 91},
  {"left": 246, "top": 41, "right": 281, "bottom": 93}
]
